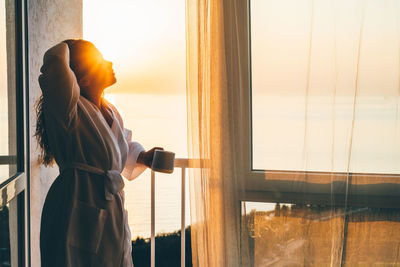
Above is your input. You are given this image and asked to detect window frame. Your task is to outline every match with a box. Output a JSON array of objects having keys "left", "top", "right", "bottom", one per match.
[
  {"left": 0, "top": 0, "right": 30, "bottom": 266},
  {"left": 0, "top": 0, "right": 27, "bottom": 197},
  {"left": 240, "top": 0, "right": 400, "bottom": 208}
]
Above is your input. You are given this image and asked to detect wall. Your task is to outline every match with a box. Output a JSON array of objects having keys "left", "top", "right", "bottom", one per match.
[{"left": 27, "top": 0, "right": 82, "bottom": 265}]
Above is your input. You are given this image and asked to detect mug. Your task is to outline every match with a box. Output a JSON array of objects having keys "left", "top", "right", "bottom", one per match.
[{"left": 151, "top": 149, "right": 175, "bottom": 174}]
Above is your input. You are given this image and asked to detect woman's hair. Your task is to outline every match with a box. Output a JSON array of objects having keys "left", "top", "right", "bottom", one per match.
[
  {"left": 35, "top": 95, "right": 53, "bottom": 166},
  {"left": 35, "top": 39, "right": 98, "bottom": 166}
]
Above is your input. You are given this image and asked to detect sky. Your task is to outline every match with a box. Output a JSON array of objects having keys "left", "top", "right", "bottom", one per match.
[
  {"left": 251, "top": 0, "right": 400, "bottom": 97},
  {"left": 83, "top": 0, "right": 400, "bottom": 97},
  {"left": 83, "top": 0, "right": 186, "bottom": 95}
]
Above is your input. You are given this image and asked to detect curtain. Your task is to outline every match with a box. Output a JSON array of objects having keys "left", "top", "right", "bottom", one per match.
[
  {"left": 186, "top": 0, "right": 251, "bottom": 266},
  {"left": 186, "top": 0, "right": 400, "bottom": 266}
]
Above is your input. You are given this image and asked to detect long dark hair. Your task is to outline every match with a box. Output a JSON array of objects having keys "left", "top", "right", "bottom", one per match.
[{"left": 35, "top": 39, "right": 95, "bottom": 166}]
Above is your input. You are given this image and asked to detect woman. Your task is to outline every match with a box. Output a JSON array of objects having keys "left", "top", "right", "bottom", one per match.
[{"left": 36, "top": 39, "right": 161, "bottom": 267}]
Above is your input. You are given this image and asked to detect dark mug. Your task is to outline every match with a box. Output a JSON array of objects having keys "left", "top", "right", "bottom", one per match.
[{"left": 151, "top": 149, "right": 175, "bottom": 174}]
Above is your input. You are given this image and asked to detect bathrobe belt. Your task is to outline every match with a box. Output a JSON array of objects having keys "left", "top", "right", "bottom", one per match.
[{"left": 60, "top": 162, "right": 125, "bottom": 201}]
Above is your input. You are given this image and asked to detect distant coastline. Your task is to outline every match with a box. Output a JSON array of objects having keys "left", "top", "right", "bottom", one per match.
[{"left": 132, "top": 226, "right": 192, "bottom": 267}]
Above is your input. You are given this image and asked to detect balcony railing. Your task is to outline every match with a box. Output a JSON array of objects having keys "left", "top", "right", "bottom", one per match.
[
  {"left": 150, "top": 158, "right": 201, "bottom": 267},
  {"left": 3, "top": 156, "right": 197, "bottom": 266}
]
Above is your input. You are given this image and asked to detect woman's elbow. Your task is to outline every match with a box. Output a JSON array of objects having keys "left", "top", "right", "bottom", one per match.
[{"left": 122, "top": 164, "right": 147, "bottom": 181}]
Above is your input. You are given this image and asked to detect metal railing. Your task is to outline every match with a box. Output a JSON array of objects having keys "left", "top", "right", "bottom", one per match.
[
  {"left": 150, "top": 158, "right": 201, "bottom": 267},
  {"left": 4, "top": 155, "right": 196, "bottom": 266}
]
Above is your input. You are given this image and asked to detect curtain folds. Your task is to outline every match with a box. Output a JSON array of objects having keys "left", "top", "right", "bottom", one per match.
[
  {"left": 186, "top": 0, "right": 250, "bottom": 266},
  {"left": 186, "top": 0, "right": 400, "bottom": 266}
]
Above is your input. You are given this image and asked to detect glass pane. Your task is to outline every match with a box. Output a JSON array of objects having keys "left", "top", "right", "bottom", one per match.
[
  {"left": 251, "top": 0, "right": 400, "bottom": 174},
  {"left": 244, "top": 201, "right": 400, "bottom": 266},
  {"left": 0, "top": 0, "right": 17, "bottom": 183}
]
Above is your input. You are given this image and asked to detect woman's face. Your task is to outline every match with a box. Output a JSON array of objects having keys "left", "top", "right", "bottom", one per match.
[{"left": 71, "top": 42, "right": 116, "bottom": 94}]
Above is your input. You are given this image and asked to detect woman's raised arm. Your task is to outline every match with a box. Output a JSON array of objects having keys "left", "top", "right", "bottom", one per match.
[{"left": 38, "top": 42, "right": 80, "bottom": 128}]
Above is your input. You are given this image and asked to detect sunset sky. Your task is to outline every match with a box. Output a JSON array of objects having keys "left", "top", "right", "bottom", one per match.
[
  {"left": 83, "top": 0, "right": 400, "bottom": 97},
  {"left": 83, "top": 0, "right": 186, "bottom": 95},
  {"left": 251, "top": 0, "right": 400, "bottom": 97}
]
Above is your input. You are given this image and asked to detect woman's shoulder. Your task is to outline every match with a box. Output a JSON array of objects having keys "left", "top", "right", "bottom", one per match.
[{"left": 103, "top": 99, "right": 124, "bottom": 125}]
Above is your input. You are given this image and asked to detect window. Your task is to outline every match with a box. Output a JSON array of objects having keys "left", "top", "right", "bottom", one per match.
[
  {"left": 0, "top": 0, "right": 28, "bottom": 266},
  {"left": 0, "top": 0, "right": 18, "bottom": 182},
  {"left": 242, "top": 0, "right": 400, "bottom": 207}
]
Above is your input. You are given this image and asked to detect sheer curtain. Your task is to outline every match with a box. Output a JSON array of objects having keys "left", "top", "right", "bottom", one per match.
[
  {"left": 186, "top": 0, "right": 250, "bottom": 266},
  {"left": 248, "top": 0, "right": 400, "bottom": 266},
  {"left": 186, "top": 0, "right": 400, "bottom": 266}
]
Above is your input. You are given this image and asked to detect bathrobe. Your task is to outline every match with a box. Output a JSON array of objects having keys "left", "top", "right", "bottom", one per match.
[{"left": 39, "top": 42, "right": 146, "bottom": 267}]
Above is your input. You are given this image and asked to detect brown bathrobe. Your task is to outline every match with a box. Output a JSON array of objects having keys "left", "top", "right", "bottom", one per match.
[{"left": 39, "top": 42, "right": 146, "bottom": 267}]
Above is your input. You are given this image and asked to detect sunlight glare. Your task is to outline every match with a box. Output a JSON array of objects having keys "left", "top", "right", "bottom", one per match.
[
  {"left": 83, "top": 0, "right": 185, "bottom": 94},
  {"left": 104, "top": 93, "right": 116, "bottom": 106}
]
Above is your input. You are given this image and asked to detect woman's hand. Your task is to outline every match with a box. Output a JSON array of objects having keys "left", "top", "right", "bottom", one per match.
[{"left": 137, "top": 147, "right": 164, "bottom": 168}]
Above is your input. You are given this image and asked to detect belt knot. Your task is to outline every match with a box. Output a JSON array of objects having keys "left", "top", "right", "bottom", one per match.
[{"left": 60, "top": 162, "right": 124, "bottom": 201}]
